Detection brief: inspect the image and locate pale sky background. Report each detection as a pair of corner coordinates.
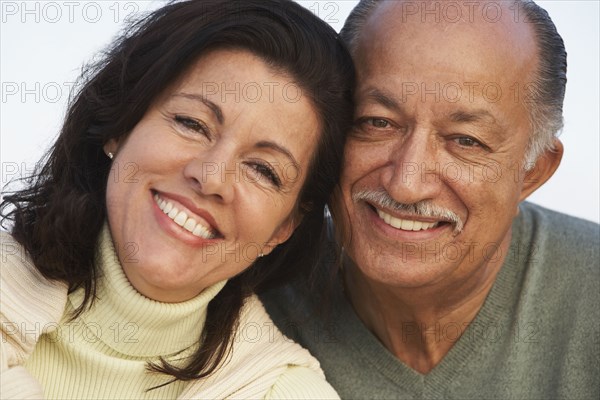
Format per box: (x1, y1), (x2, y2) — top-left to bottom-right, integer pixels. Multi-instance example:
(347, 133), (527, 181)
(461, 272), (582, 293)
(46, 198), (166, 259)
(1, 0), (598, 223)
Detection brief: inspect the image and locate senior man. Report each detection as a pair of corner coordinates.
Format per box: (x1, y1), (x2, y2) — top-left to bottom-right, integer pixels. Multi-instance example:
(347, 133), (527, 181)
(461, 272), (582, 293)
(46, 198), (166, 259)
(262, 0), (599, 398)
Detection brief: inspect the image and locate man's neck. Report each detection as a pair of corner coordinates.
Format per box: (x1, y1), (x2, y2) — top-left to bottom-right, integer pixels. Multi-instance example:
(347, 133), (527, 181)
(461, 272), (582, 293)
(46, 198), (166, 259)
(343, 233), (511, 374)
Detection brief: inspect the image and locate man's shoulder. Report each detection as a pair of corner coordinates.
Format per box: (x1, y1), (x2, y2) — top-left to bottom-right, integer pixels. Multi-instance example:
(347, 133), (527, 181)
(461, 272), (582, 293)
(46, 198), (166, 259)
(514, 202), (599, 307)
(520, 201), (598, 230)
(260, 280), (319, 341)
(518, 201), (599, 253)
(261, 278), (403, 397)
(260, 233), (342, 338)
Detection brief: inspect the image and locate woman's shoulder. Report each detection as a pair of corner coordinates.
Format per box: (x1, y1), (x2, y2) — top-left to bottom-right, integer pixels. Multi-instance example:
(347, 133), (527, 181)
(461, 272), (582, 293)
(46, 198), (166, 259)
(1, 231), (38, 282)
(178, 294), (338, 399)
(265, 365), (339, 400)
(1, 230), (65, 283)
(1, 230), (68, 322)
(1, 231), (33, 268)
(0, 230), (68, 394)
(241, 296), (339, 399)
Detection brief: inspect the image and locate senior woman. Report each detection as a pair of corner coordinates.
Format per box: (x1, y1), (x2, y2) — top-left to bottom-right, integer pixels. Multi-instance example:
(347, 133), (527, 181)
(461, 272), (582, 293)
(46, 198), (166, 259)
(0, 0), (353, 398)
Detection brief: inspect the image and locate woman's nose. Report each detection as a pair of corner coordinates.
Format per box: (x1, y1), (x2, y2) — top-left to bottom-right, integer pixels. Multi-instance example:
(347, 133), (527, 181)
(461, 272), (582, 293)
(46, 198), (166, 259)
(182, 145), (236, 204)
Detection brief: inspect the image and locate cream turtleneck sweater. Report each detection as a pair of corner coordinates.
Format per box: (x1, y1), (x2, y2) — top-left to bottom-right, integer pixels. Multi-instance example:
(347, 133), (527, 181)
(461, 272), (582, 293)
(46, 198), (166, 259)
(0, 227), (338, 399)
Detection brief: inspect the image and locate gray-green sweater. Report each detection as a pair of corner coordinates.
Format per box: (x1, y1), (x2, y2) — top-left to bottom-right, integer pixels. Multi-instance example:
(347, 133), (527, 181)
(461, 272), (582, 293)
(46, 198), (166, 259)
(261, 202), (600, 399)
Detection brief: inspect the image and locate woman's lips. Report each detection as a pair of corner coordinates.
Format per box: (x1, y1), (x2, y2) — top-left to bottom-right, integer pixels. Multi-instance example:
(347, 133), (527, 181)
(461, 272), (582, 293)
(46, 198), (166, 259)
(152, 190), (223, 240)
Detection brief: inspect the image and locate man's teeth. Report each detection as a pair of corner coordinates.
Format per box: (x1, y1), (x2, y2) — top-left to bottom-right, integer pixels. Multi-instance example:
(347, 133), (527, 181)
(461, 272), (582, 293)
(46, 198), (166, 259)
(376, 209), (439, 231)
(154, 194), (215, 239)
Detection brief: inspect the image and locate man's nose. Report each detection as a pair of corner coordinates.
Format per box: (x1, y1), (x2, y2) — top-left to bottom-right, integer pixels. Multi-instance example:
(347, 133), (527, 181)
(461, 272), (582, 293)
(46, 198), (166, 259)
(383, 132), (443, 204)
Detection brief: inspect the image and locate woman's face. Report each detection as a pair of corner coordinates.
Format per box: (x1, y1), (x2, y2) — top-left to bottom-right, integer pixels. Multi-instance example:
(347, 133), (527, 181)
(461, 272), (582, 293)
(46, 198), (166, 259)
(104, 49), (320, 302)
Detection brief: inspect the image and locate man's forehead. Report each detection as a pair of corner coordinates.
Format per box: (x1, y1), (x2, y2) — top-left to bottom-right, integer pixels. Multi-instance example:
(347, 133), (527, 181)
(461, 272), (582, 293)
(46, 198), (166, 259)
(354, 1), (539, 91)
(359, 0), (537, 54)
(371, 0), (522, 23)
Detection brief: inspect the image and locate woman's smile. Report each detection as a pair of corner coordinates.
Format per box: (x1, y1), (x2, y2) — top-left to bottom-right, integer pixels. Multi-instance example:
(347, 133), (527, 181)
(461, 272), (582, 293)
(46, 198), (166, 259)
(153, 190), (220, 240)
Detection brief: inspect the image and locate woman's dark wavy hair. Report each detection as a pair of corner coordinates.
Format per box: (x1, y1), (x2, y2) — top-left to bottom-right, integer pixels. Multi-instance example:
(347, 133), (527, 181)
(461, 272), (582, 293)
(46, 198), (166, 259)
(0, 0), (354, 386)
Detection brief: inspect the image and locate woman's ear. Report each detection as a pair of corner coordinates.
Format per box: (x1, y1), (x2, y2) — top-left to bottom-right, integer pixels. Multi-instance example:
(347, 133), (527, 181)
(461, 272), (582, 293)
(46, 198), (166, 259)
(261, 212), (303, 256)
(519, 138), (564, 201)
(103, 139), (119, 159)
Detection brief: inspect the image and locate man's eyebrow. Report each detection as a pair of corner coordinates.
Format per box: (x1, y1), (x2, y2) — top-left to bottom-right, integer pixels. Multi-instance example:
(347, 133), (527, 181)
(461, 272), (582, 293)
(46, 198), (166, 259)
(364, 88), (403, 113)
(172, 93), (224, 124)
(449, 109), (498, 125)
(366, 89), (501, 123)
(255, 141), (299, 168)
(447, 109), (508, 139)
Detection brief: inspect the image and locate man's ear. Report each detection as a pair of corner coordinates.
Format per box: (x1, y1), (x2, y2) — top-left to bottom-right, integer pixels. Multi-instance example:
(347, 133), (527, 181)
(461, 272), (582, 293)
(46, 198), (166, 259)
(519, 138), (563, 201)
(262, 212), (302, 256)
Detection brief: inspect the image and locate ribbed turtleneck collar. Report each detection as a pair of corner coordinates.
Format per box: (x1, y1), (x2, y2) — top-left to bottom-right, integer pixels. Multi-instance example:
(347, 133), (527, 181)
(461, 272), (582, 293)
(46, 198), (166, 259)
(68, 224), (227, 358)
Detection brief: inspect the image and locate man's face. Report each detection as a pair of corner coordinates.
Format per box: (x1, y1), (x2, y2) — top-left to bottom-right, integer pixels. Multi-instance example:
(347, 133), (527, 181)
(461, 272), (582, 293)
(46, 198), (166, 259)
(334, 1), (555, 288)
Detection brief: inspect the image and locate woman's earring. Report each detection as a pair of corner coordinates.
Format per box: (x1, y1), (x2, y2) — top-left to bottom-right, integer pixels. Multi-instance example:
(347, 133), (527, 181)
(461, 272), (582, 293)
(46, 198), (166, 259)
(258, 252), (264, 258)
(107, 152), (114, 160)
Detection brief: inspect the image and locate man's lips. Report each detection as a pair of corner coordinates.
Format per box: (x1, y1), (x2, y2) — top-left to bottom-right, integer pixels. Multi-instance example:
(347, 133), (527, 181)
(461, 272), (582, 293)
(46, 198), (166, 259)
(369, 204), (453, 232)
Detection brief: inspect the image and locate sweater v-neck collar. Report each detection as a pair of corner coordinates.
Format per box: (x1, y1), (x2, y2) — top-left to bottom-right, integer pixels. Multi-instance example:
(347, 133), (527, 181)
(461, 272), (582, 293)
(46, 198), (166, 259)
(336, 210), (526, 397)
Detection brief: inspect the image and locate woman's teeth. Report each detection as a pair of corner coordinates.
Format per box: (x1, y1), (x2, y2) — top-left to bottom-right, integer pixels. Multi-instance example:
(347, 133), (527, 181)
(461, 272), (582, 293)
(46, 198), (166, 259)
(154, 194), (215, 239)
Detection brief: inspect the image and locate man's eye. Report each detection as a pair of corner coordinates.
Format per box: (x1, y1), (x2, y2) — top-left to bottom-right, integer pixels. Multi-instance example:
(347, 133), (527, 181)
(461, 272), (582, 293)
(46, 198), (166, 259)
(455, 137), (481, 147)
(174, 115), (210, 138)
(245, 162), (282, 188)
(366, 118), (390, 128)
(370, 118), (389, 128)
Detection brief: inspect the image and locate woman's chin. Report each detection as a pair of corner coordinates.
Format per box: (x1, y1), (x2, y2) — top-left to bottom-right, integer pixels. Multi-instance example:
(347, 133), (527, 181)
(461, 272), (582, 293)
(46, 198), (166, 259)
(126, 267), (204, 302)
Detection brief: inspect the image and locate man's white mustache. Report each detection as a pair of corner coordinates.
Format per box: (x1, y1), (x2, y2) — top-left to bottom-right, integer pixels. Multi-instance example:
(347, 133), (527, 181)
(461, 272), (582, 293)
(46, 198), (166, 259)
(352, 188), (464, 234)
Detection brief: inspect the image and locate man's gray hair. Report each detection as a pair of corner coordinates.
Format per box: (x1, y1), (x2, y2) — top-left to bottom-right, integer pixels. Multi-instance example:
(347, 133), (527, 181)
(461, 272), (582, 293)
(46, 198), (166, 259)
(340, 0), (567, 167)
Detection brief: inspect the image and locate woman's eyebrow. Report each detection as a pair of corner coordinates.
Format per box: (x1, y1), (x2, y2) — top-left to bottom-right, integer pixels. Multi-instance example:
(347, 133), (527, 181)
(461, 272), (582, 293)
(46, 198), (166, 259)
(172, 92), (224, 124)
(255, 140), (299, 168)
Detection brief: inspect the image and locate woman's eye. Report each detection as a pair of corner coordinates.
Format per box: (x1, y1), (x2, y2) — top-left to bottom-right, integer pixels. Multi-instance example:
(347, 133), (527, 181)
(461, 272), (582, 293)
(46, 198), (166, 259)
(245, 162), (282, 188)
(174, 115), (210, 138)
